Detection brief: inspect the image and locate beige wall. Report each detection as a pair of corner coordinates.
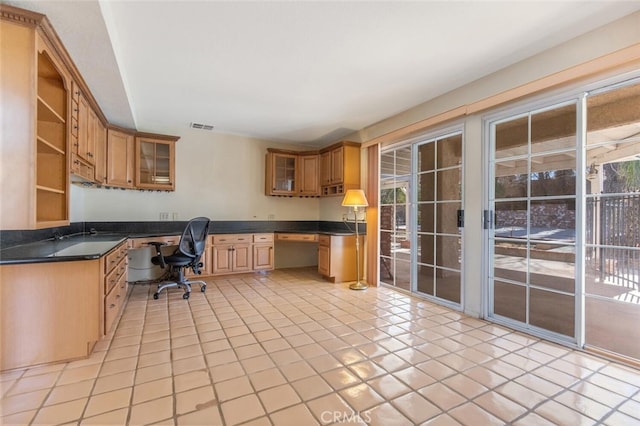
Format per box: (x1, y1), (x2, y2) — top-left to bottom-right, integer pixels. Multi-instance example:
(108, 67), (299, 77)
(72, 131), (325, 222)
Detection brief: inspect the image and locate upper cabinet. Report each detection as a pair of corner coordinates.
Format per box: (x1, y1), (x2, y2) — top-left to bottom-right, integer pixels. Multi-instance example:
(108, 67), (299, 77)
(135, 134), (179, 191)
(93, 116), (107, 185)
(297, 154), (320, 196)
(265, 149), (321, 197)
(319, 141), (361, 196)
(265, 150), (298, 196)
(265, 142), (360, 198)
(0, 5), (180, 200)
(106, 128), (135, 188)
(0, 7), (71, 229)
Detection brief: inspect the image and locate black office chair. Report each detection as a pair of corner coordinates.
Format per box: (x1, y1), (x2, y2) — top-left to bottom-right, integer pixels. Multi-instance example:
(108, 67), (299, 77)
(149, 217), (210, 300)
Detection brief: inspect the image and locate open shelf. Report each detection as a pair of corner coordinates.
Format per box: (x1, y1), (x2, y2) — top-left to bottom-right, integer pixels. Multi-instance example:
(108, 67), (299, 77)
(37, 136), (65, 155)
(36, 50), (68, 226)
(37, 96), (65, 124)
(36, 185), (65, 194)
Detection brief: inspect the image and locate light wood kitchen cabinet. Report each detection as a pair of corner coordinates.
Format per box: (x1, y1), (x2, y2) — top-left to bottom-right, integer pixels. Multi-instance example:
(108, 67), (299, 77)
(265, 149), (321, 197)
(107, 127), (135, 188)
(265, 150), (298, 196)
(93, 117), (107, 184)
(253, 233), (275, 271)
(319, 141), (361, 196)
(0, 260), (101, 371)
(0, 239), (129, 371)
(70, 82), (102, 183)
(212, 234), (253, 275)
(135, 134), (179, 191)
(297, 154), (320, 196)
(318, 234), (364, 283)
(265, 141), (359, 198)
(75, 90), (94, 165)
(103, 241), (128, 335)
(0, 10), (70, 230)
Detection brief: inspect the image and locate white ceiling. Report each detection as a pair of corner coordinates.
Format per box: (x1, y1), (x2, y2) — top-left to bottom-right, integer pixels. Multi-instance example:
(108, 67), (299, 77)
(6, 1), (640, 146)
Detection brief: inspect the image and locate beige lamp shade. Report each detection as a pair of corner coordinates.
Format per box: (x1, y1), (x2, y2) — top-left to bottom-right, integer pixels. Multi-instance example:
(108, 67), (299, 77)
(341, 189), (369, 207)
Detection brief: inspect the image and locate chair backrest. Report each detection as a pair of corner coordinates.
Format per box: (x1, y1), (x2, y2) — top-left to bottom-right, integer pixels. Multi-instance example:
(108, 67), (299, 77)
(178, 217), (210, 260)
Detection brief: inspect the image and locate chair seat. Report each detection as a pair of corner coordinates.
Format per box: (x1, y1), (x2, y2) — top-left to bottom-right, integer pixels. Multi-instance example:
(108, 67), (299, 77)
(152, 254), (193, 267)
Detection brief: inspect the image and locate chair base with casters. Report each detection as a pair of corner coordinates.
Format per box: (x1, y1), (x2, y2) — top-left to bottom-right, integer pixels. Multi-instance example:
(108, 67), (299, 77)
(152, 264), (206, 300)
(147, 217), (211, 300)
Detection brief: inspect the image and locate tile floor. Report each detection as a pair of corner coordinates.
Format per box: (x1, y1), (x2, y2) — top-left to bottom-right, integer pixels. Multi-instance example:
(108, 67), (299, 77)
(1, 267), (640, 425)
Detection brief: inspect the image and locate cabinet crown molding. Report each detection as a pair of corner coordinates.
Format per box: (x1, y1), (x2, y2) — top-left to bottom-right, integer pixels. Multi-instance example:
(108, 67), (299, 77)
(0, 4), (44, 26)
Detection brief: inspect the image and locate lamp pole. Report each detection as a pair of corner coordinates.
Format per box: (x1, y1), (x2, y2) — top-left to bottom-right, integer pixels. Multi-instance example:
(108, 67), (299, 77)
(350, 205), (367, 290)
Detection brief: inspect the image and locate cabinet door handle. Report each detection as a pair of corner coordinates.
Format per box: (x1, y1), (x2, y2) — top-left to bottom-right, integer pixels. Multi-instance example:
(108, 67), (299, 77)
(109, 304), (116, 309)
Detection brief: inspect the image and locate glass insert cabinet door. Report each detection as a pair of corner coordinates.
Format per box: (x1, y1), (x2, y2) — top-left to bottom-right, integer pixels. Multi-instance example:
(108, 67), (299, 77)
(135, 137), (177, 190)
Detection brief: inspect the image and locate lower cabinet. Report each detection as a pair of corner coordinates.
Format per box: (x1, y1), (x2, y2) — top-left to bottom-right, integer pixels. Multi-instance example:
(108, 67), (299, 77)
(253, 233), (275, 271)
(102, 241), (128, 335)
(0, 260), (101, 371)
(0, 240), (129, 371)
(318, 234), (364, 283)
(211, 233), (274, 275)
(212, 234), (253, 275)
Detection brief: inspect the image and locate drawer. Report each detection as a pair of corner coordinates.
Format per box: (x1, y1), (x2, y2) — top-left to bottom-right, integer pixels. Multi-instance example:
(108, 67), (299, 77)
(105, 243), (127, 274)
(71, 117), (79, 137)
(71, 81), (81, 104)
(130, 236), (179, 249)
(276, 233), (318, 242)
(104, 274), (126, 334)
(105, 258), (126, 295)
(253, 233), (274, 243)
(318, 234), (331, 246)
(213, 234), (252, 244)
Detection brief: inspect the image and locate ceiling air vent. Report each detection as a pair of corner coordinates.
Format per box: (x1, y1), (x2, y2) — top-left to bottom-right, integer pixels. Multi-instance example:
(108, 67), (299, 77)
(190, 122), (215, 131)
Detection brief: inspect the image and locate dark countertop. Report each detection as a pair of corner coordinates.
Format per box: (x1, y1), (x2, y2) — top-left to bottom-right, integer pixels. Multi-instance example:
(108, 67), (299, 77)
(0, 234), (127, 265)
(0, 220), (366, 264)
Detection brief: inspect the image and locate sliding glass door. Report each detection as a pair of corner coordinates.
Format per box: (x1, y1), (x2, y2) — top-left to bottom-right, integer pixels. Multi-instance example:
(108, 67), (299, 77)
(487, 78), (640, 359)
(380, 131), (464, 307)
(488, 102), (578, 340)
(584, 81), (640, 359)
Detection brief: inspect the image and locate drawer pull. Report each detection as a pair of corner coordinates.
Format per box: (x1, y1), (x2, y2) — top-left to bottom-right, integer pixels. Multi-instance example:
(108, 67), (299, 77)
(109, 304), (116, 309)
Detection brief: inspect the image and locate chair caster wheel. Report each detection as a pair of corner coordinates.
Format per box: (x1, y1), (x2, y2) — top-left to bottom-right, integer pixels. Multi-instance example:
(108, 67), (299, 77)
(201, 285), (206, 292)
(153, 293), (159, 300)
(183, 292), (190, 300)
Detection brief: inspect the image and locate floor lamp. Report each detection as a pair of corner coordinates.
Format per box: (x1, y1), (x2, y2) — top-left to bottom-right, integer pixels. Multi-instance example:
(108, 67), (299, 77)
(342, 189), (368, 290)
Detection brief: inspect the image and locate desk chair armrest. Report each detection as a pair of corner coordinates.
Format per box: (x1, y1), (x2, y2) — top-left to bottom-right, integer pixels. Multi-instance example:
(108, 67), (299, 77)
(147, 241), (167, 269)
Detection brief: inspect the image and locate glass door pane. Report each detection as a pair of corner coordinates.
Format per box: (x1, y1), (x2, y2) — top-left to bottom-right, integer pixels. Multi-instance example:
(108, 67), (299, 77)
(584, 81), (640, 359)
(380, 132), (463, 307)
(416, 133), (463, 305)
(489, 102), (577, 339)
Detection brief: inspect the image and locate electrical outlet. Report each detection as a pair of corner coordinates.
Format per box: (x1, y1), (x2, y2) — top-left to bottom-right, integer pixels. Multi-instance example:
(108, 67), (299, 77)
(268, 214), (275, 220)
(172, 212), (179, 220)
(159, 212), (169, 221)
